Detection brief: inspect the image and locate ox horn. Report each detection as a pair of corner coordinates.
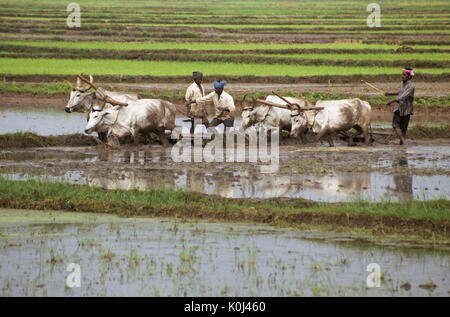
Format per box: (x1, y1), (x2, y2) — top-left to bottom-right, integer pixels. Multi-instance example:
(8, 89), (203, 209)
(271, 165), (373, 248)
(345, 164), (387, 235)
(77, 74), (128, 107)
(76, 74), (91, 92)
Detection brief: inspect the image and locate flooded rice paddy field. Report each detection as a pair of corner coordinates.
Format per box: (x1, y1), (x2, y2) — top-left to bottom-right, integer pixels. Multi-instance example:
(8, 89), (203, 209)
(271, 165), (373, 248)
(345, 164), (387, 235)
(0, 100), (449, 203)
(1, 143), (449, 202)
(0, 105), (449, 297)
(0, 209), (449, 297)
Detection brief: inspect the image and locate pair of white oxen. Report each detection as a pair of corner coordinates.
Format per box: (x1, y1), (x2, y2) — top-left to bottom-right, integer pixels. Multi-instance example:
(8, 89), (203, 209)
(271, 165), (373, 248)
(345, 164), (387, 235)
(65, 77), (177, 147)
(65, 81), (371, 147)
(241, 95), (372, 147)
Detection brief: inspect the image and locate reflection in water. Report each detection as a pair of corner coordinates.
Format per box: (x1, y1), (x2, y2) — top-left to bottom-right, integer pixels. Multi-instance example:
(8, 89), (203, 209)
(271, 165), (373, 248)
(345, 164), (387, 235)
(71, 167), (448, 202)
(0, 145), (449, 202)
(391, 153), (413, 201)
(1, 212), (449, 296)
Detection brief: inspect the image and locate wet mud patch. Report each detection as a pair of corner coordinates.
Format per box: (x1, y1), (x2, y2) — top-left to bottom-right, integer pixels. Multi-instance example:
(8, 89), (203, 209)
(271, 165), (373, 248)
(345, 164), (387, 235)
(0, 132), (98, 148)
(0, 142), (449, 203)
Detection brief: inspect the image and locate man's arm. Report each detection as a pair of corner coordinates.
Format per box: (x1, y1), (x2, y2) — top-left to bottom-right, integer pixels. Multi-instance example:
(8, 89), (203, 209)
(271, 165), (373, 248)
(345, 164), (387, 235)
(185, 85), (193, 103)
(194, 91), (215, 104)
(217, 95), (235, 112)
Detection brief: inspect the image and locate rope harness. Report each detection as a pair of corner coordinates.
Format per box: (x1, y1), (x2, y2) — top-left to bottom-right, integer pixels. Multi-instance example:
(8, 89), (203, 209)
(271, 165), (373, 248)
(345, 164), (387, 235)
(106, 107), (134, 136)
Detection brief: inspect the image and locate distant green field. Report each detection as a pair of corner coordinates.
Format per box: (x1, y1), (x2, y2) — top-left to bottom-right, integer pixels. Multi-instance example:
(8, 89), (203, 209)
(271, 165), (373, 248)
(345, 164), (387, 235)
(2, 41), (449, 51)
(261, 53), (450, 61)
(0, 0), (448, 80)
(1, 58), (448, 76)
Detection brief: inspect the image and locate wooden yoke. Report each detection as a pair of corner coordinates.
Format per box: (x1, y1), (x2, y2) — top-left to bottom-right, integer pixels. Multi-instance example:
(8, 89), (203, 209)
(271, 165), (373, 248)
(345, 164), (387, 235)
(272, 91), (300, 110)
(256, 99), (323, 111)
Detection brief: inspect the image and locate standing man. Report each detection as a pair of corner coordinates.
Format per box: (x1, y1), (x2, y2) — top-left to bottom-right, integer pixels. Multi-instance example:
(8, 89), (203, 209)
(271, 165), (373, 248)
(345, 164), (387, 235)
(385, 68), (415, 145)
(185, 71), (208, 134)
(187, 80), (235, 129)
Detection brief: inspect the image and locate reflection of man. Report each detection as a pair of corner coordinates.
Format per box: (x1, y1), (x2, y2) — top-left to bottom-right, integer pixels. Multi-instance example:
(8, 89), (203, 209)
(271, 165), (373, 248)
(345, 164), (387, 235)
(185, 71), (208, 133)
(385, 68), (415, 145)
(392, 155), (413, 201)
(186, 170), (205, 193)
(187, 80), (235, 128)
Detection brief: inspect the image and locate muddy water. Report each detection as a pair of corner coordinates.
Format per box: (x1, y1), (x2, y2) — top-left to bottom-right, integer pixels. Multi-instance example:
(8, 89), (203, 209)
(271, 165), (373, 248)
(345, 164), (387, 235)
(0, 107), (87, 135)
(1, 106), (447, 137)
(0, 209), (448, 297)
(0, 106), (237, 135)
(1, 144), (449, 202)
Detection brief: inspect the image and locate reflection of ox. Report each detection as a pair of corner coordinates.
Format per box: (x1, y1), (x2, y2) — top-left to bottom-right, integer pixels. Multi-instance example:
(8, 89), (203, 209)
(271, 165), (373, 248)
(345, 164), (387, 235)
(291, 98), (371, 147)
(87, 171), (149, 191)
(239, 171), (371, 201)
(87, 169), (175, 191)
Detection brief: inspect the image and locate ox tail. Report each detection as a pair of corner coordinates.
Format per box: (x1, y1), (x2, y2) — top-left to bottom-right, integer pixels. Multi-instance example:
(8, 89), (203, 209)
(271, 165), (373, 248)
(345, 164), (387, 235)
(158, 99), (177, 129)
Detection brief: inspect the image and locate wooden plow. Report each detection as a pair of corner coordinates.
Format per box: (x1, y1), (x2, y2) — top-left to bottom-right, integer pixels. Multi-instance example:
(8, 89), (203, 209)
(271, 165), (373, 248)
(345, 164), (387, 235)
(337, 130), (394, 145)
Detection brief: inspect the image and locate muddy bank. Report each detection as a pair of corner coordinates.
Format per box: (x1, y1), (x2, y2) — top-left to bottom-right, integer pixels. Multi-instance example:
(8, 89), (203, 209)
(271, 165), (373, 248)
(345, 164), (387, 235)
(1, 93), (449, 126)
(1, 124), (449, 149)
(0, 133), (98, 148)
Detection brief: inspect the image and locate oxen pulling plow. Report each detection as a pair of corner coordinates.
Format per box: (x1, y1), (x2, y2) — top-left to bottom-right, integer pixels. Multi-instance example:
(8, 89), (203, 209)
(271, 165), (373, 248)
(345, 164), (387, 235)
(245, 91), (373, 147)
(67, 74), (181, 148)
(65, 74), (391, 148)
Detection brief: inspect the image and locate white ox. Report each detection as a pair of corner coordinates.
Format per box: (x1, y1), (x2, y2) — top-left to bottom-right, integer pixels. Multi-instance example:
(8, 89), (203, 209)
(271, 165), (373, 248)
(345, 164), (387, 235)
(65, 89), (139, 113)
(65, 75), (139, 113)
(65, 75), (140, 141)
(241, 95), (313, 142)
(85, 99), (178, 147)
(290, 98), (371, 147)
(241, 95), (309, 131)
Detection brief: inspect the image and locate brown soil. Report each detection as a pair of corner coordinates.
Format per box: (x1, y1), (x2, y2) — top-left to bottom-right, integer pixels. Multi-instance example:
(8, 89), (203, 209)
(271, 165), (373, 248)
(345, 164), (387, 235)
(0, 133), (98, 148)
(1, 27), (449, 45)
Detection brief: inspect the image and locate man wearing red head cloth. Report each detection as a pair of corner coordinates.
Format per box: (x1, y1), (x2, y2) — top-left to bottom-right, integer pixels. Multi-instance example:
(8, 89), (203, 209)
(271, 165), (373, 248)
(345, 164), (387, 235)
(385, 68), (415, 145)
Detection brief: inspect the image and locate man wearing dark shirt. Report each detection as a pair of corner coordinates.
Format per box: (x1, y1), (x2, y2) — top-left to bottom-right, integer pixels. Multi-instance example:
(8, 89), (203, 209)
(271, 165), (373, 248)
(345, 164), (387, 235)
(385, 68), (415, 145)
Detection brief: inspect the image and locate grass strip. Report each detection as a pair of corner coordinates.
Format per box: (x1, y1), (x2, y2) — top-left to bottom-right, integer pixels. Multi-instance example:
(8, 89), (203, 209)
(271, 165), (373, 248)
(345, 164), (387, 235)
(0, 58), (449, 76)
(2, 40), (449, 51)
(0, 178), (448, 240)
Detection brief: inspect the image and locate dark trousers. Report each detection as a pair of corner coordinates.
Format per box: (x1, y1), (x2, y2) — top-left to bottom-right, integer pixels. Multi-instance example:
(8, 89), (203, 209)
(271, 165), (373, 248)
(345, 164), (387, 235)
(209, 118), (234, 128)
(392, 110), (411, 133)
(190, 117), (210, 134)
